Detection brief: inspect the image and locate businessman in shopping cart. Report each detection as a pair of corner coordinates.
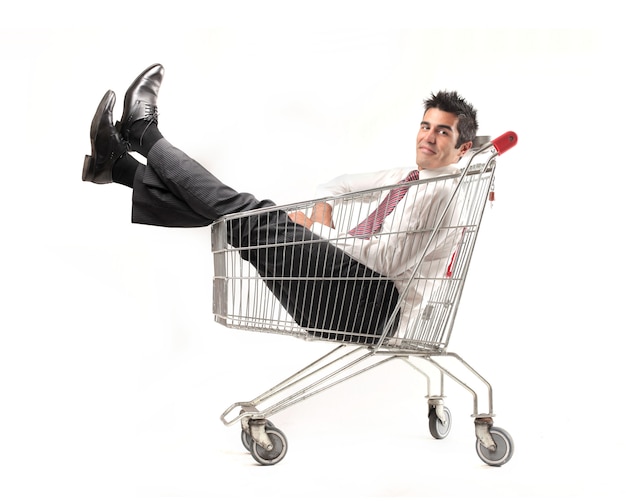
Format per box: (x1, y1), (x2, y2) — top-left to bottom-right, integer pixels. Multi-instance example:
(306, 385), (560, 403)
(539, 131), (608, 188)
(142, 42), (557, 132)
(82, 64), (477, 343)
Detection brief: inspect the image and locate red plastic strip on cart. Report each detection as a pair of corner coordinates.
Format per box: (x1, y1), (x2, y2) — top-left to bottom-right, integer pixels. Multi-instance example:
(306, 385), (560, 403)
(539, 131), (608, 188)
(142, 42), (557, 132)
(446, 227), (467, 278)
(446, 251), (457, 278)
(492, 131), (518, 155)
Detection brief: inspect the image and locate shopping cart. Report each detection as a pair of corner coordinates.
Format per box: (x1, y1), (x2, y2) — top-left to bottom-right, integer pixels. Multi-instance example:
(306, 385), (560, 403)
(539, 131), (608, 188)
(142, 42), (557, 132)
(213, 131), (518, 466)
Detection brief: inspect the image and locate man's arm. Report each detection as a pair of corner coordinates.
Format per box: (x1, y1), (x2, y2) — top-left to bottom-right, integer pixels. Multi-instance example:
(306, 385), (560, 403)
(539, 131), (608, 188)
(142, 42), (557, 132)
(289, 167), (410, 230)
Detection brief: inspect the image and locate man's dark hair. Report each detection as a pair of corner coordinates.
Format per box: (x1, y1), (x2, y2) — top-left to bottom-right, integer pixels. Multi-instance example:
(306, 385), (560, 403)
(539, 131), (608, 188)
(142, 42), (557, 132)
(424, 91), (478, 148)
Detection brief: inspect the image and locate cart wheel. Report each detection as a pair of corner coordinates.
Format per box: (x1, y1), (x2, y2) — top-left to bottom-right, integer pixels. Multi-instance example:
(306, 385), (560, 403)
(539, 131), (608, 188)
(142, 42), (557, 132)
(241, 429), (252, 452)
(476, 426), (514, 467)
(241, 420), (275, 452)
(250, 426), (288, 466)
(428, 406), (452, 439)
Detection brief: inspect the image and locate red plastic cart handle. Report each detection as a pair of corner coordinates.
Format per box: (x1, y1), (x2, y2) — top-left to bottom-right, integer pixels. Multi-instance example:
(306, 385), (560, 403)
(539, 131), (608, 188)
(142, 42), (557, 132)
(492, 131), (518, 155)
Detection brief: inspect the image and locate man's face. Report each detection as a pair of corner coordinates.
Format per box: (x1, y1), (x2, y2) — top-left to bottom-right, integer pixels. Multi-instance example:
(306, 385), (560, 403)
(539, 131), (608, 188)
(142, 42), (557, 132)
(416, 108), (471, 170)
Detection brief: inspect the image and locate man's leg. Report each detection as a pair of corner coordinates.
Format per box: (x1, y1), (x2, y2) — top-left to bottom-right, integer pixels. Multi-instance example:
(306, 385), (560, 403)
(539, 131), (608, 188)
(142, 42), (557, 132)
(129, 139), (400, 340)
(135, 136), (399, 340)
(245, 209), (400, 342)
(131, 138), (274, 227)
(84, 64), (400, 341)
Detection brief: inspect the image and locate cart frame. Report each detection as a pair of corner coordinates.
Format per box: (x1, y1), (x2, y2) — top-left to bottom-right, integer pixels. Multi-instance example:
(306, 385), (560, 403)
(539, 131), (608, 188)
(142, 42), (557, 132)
(212, 132), (518, 466)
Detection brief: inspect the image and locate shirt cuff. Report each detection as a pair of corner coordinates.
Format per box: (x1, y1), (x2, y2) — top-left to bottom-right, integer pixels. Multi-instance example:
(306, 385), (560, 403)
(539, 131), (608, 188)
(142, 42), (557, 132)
(309, 222), (339, 240)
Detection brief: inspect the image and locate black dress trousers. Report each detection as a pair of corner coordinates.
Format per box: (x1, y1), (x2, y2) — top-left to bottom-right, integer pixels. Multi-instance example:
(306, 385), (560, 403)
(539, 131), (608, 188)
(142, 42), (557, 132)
(131, 139), (399, 343)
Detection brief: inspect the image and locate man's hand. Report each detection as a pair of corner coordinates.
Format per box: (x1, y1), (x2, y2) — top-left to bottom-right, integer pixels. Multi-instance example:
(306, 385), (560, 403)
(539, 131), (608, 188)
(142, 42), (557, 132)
(310, 202), (334, 228)
(288, 202), (335, 229)
(288, 211), (313, 228)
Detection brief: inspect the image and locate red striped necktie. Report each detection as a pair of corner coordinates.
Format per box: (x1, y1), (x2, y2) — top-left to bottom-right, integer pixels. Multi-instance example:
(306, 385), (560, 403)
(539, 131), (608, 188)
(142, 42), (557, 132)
(348, 169), (420, 239)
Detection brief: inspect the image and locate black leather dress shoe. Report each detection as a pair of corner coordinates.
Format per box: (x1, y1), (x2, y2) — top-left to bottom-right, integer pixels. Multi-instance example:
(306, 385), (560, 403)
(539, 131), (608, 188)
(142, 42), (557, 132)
(82, 90), (128, 184)
(118, 63), (164, 144)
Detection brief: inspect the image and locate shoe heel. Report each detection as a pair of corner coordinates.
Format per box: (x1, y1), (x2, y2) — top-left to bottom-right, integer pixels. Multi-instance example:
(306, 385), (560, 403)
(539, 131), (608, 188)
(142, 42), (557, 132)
(82, 155), (94, 182)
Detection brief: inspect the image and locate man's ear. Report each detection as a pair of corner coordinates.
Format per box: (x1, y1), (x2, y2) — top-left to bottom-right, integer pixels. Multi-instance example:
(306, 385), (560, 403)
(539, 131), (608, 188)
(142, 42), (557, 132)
(459, 141), (472, 157)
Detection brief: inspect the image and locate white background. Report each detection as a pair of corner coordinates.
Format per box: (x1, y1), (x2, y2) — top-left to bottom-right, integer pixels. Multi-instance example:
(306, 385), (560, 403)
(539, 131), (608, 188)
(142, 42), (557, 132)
(1, 1), (624, 499)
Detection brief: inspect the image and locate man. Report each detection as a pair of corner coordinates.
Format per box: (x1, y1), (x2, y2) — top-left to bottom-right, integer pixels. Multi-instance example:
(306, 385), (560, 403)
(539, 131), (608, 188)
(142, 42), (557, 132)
(83, 64), (477, 343)
(288, 92), (477, 336)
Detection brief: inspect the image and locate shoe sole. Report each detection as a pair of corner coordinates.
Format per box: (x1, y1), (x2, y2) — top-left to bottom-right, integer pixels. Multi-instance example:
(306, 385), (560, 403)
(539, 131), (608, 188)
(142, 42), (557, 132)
(82, 154), (95, 182)
(82, 90), (115, 183)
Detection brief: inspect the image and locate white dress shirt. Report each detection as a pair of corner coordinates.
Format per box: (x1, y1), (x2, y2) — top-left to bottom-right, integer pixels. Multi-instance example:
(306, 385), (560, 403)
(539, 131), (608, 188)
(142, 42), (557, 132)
(309, 164), (463, 337)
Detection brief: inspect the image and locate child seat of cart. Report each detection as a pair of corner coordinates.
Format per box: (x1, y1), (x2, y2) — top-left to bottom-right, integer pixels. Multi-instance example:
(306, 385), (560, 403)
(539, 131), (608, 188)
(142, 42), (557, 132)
(382, 227), (466, 351)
